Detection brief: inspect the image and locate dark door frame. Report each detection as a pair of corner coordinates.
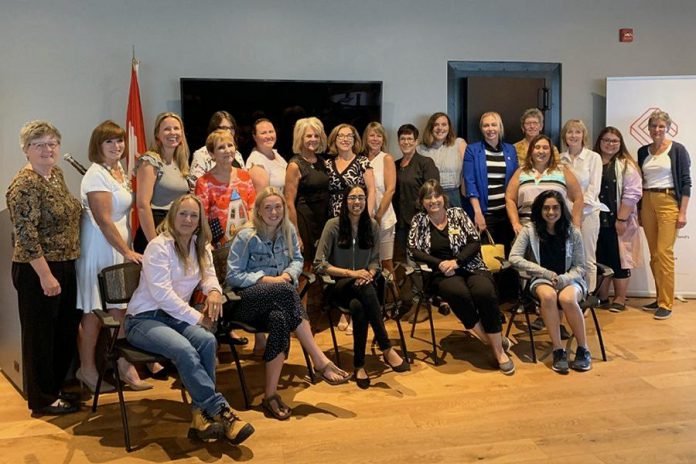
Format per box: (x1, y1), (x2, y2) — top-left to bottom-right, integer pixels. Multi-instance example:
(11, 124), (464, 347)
(447, 61), (562, 144)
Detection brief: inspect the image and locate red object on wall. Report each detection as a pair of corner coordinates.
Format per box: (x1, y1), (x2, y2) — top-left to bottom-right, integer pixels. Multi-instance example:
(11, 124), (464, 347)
(619, 28), (634, 43)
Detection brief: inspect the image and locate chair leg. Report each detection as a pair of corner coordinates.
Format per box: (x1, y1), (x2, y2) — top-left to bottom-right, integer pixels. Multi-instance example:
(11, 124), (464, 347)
(229, 344), (251, 409)
(589, 307), (607, 361)
(302, 345), (316, 383)
(92, 361), (109, 413)
(394, 317), (410, 364)
(409, 297), (423, 338)
(426, 303), (439, 365)
(325, 308), (341, 368)
(111, 358), (133, 452)
(505, 305), (518, 338)
(523, 308), (537, 363)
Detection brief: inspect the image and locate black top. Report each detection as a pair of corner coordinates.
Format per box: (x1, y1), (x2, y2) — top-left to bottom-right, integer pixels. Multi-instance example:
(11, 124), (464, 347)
(539, 233), (566, 276)
(395, 153), (440, 227)
(289, 154), (330, 259)
(599, 158), (618, 228)
(429, 222), (454, 260)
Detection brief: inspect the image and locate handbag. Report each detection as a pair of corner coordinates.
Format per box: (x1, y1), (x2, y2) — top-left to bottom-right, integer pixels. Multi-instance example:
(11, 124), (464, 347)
(480, 229), (505, 272)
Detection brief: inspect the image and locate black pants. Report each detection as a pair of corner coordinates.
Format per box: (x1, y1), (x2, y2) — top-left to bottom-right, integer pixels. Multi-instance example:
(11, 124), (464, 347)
(133, 209), (168, 253)
(596, 225), (631, 279)
(332, 278), (391, 368)
(12, 261), (80, 411)
(485, 212), (520, 303)
(430, 269), (502, 333)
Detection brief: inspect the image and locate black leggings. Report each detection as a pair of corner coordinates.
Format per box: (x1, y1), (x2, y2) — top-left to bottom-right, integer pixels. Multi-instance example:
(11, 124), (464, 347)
(430, 269), (502, 333)
(332, 278), (391, 368)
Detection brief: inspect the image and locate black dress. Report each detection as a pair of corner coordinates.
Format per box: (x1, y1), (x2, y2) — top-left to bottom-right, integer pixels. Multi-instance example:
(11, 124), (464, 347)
(289, 154), (329, 260)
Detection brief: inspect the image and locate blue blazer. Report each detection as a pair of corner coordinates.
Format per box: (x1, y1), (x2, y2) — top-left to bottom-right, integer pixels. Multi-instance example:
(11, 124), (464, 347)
(462, 141), (518, 218)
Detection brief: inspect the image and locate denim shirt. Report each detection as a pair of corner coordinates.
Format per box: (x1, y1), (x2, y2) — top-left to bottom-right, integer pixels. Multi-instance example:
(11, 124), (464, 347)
(225, 225), (303, 289)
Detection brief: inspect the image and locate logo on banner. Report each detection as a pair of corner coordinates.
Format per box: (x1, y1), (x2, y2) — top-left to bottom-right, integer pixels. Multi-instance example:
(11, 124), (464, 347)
(629, 107), (678, 145)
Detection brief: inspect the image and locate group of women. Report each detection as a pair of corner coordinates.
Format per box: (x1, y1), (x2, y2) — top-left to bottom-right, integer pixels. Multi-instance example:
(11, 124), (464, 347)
(6, 107), (689, 438)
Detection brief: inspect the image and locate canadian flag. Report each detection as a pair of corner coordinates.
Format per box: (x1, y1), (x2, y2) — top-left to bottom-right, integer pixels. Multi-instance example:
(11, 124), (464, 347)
(125, 56), (146, 231)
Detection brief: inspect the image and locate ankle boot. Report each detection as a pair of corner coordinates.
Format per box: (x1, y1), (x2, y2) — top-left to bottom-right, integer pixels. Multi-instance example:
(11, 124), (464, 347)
(188, 408), (224, 441)
(216, 406), (255, 445)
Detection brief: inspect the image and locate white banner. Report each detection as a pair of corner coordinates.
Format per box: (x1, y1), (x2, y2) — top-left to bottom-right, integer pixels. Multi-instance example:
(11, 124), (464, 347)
(606, 75), (696, 298)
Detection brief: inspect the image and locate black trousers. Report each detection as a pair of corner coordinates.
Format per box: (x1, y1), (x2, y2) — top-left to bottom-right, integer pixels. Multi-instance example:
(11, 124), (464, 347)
(12, 260), (80, 411)
(430, 269), (502, 333)
(332, 278), (391, 368)
(485, 212), (520, 303)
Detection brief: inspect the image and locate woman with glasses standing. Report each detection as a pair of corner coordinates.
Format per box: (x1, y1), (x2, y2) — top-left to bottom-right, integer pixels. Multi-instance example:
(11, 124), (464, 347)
(513, 108), (560, 166)
(593, 127), (642, 312)
(638, 110), (692, 320)
(7, 120), (82, 415)
(190, 111), (245, 184)
(325, 123), (376, 333)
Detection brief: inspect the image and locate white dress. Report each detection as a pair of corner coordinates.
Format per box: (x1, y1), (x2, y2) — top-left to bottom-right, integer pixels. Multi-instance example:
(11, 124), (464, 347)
(370, 151), (397, 230)
(75, 163), (133, 312)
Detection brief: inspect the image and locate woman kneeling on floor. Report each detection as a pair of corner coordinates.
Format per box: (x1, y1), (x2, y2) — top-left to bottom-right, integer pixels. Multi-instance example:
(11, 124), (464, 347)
(226, 187), (351, 420)
(125, 194), (254, 444)
(314, 184), (409, 389)
(508, 190), (592, 374)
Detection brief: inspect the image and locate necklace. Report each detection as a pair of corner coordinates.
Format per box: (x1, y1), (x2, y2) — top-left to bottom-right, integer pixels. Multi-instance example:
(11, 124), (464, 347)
(102, 162), (131, 192)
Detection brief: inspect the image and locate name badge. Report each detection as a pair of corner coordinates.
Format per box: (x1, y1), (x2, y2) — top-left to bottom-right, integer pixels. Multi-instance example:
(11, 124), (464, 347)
(448, 228), (460, 235)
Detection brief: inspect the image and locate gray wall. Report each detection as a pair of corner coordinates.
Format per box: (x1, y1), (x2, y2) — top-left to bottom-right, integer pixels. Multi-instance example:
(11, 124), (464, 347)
(2, 0), (696, 203)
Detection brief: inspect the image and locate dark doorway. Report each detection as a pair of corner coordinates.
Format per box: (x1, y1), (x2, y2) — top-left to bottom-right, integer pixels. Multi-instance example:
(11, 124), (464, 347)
(447, 61), (561, 146)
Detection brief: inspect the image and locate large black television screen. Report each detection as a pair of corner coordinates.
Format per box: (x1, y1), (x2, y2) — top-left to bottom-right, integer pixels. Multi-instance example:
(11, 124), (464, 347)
(180, 78), (383, 160)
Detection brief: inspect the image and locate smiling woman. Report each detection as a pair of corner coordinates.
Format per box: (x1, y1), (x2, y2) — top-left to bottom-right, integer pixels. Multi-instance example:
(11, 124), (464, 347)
(245, 119), (288, 193)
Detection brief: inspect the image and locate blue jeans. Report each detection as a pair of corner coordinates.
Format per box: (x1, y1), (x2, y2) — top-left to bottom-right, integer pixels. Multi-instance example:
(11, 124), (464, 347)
(124, 310), (228, 416)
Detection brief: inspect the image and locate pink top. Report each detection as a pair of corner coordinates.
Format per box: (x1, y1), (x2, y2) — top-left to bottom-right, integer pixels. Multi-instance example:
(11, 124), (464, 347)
(195, 168), (256, 244)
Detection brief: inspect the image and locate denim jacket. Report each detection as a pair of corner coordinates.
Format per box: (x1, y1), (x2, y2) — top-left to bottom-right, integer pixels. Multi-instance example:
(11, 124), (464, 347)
(225, 225), (303, 289)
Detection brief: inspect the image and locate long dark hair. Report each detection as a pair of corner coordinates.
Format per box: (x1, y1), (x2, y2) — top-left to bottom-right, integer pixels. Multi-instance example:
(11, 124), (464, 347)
(337, 185), (374, 249)
(530, 190), (571, 241)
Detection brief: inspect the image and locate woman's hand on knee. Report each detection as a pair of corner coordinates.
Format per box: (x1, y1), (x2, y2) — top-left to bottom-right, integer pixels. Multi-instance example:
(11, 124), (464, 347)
(204, 290), (223, 321)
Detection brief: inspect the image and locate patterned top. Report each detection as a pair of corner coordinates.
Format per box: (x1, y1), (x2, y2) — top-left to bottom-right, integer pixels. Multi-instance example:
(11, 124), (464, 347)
(194, 168), (256, 245)
(6, 166), (82, 262)
(484, 143), (507, 212)
(407, 207), (487, 273)
(517, 168), (569, 218)
(326, 154), (372, 217)
(417, 138), (465, 189)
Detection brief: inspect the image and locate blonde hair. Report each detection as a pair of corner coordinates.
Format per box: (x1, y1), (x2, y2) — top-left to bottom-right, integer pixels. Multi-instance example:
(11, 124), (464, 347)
(362, 122), (388, 154)
(560, 119), (589, 150)
(150, 112), (190, 176)
(292, 117), (328, 154)
(205, 129), (235, 154)
(648, 110), (672, 130)
(19, 120), (61, 151)
(327, 123), (362, 155)
(479, 111), (505, 141)
(157, 194), (212, 274)
(245, 187), (294, 262)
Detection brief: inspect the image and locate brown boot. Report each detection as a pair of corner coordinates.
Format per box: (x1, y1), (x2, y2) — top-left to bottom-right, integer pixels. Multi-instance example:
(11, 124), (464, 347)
(216, 406), (255, 445)
(188, 408), (224, 441)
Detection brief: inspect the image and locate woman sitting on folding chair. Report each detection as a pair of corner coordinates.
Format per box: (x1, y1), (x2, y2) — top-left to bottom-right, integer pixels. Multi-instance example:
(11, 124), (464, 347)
(508, 190), (592, 375)
(408, 179), (515, 375)
(225, 187), (351, 420)
(314, 184), (409, 390)
(125, 194), (254, 444)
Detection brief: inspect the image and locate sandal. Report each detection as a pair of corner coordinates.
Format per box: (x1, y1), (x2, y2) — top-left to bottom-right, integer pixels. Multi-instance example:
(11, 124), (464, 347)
(316, 361), (350, 385)
(262, 394), (292, 420)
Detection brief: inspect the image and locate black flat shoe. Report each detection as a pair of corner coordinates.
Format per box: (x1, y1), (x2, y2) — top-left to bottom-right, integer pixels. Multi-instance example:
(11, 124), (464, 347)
(32, 399), (79, 416)
(59, 391), (81, 402)
(230, 335), (249, 346)
(384, 349), (411, 373)
(352, 372), (370, 390)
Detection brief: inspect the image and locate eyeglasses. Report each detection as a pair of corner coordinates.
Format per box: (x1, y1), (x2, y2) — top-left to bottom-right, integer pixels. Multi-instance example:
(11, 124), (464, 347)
(601, 138), (620, 145)
(336, 134), (354, 141)
(29, 141), (60, 150)
(523, 121), (541, 127)
(347, 195), (366, 202)
(399, 137), (416, 144)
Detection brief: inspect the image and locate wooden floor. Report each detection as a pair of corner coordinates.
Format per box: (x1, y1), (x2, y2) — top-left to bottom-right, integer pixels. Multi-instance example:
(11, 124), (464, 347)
(2, 297), (696, 463)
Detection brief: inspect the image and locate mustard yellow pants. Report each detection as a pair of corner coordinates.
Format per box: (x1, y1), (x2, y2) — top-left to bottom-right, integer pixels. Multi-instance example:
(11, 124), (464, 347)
(640, 191), (679, 310)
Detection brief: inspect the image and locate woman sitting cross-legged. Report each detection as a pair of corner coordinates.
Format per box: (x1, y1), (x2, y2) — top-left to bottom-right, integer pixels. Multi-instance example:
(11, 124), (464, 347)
(408, 179), (514, 375)
(313, 185), (409, 389)
(225, 187), (351, 420)
(508, 190), (592, 374)
(125, 194), (254, 444)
